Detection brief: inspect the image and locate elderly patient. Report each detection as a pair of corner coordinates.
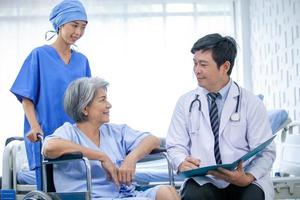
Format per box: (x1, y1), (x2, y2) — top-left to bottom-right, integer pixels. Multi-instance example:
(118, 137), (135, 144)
(43, 77), (180, 200)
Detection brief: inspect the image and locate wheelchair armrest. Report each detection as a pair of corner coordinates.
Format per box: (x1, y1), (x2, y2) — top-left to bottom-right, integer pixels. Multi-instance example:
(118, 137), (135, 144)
(139, 148), (166, 162)
(42, 152), (92, 198)
(138, 147), (175, 186)
(44, 152), (83, 164)
(150, 147), (166, 154)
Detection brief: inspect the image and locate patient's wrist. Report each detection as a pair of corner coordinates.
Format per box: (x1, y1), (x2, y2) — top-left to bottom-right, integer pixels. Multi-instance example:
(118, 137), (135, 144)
(97, 152), (109, 162)
(124, 154), (138, 164)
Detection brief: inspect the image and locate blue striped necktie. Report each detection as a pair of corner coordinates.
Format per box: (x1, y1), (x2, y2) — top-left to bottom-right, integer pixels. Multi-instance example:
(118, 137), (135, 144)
(207, 92), (222, 164)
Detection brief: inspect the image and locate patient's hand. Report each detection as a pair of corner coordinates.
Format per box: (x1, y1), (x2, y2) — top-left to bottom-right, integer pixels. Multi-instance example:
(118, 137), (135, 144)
(102, 156), (119, 186)
(118, 157), (137, 185)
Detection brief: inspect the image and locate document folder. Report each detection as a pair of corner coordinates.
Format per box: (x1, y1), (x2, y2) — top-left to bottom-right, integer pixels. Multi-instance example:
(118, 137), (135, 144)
(180, 134), (276, 178)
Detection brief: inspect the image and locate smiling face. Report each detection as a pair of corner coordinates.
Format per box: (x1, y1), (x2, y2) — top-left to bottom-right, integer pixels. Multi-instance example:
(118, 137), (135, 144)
(59, 20), (87, 45)
(84, 88), (112, 125)
(193, 50), (230, 92)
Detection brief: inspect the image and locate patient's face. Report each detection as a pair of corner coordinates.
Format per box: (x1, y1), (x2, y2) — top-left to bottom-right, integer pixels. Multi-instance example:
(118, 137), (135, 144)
(85, 88), (111, 125)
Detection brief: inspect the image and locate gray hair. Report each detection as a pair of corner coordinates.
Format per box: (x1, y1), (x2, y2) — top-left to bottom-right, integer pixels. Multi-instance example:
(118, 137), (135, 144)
(64, 77), (109, 122)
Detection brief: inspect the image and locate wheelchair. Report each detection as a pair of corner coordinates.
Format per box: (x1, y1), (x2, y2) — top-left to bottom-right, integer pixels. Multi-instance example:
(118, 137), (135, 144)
(3, 135), (173, 200)
(21, 133), (92, 200)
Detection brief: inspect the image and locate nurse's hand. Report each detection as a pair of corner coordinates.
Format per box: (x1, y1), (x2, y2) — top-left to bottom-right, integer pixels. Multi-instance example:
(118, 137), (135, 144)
(118, 157), (136, 185)
(207, 161), (255, 187)
(102, 156), (120, 186)
(179, 156), (201, 172)
(26, 126), (43, 142)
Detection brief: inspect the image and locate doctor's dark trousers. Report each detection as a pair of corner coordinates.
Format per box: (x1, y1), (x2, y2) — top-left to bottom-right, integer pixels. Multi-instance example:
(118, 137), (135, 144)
(181, 178), (264, 200)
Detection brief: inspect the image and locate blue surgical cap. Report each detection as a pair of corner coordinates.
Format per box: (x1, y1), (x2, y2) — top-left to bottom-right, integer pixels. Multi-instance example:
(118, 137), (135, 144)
(49, 0), (88, 33)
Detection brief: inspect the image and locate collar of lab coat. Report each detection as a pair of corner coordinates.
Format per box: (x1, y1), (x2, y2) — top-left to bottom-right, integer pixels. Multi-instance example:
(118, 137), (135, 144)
(194, 82), (240, 135)
(219, 82), (240, 134)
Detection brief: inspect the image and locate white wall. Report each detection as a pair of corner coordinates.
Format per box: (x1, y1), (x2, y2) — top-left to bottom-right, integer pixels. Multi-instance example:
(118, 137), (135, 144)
(249, 0), (300, 121)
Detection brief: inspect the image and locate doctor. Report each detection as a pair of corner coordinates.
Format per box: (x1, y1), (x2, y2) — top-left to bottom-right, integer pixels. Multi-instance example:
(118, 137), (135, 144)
(166, 33), (276, 200)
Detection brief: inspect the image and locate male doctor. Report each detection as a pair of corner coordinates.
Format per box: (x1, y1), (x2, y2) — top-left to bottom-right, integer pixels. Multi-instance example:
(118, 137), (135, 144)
(166, 33), (276, 200)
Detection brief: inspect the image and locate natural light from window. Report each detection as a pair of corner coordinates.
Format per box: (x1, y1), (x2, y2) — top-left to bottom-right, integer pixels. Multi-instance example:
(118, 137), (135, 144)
(0, 1), (236, 173)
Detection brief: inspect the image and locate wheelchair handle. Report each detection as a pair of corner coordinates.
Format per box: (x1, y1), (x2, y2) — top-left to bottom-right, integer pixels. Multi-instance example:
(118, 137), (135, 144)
(36, 132), (44, 142)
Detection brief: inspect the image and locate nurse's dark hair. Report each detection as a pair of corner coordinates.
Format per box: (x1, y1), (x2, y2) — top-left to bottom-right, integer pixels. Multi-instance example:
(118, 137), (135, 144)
(64, 77), (109, 123)
(191, 33), (237, 75)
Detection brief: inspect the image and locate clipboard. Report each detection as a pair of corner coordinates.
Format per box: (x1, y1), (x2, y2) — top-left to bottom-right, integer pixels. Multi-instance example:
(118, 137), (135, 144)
(180, 134), (277, 178)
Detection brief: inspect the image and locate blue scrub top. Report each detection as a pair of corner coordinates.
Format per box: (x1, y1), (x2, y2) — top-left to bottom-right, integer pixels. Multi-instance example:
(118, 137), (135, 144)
(10, 45), (91, 169)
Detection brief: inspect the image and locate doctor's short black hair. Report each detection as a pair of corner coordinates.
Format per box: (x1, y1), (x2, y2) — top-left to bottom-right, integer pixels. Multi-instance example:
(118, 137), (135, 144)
(191, 33), (237, 75)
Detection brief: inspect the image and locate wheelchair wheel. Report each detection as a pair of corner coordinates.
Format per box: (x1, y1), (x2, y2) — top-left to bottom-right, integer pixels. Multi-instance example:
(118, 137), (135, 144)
(23, 190), (54, 200)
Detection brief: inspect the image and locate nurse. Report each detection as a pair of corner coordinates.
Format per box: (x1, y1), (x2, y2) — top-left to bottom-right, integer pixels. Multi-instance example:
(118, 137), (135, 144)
(166, 33), (276, 200)
(43, 77), (180, 200)
(10, 0), (91, 190)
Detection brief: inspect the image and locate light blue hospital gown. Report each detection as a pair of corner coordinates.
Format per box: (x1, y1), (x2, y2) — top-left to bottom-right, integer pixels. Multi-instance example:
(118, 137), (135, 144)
(43, 122), (161, 200)
(10, 45), (91, 170)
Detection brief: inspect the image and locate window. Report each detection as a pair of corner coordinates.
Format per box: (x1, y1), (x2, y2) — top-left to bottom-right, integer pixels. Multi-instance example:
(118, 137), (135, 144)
(80, 0), (235, 135)
(0, 0), (235, 155)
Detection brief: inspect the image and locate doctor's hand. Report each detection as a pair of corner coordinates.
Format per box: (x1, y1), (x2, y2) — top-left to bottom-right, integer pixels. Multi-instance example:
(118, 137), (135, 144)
(179, 156), (201, 172)
(207, 161), (255, 187)
(118, 157), (137, 185)
(101, 156), (120, 186)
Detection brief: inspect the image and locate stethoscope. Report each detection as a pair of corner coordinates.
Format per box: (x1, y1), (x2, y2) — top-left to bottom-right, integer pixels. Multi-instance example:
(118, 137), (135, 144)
(189, 82), (241, 122)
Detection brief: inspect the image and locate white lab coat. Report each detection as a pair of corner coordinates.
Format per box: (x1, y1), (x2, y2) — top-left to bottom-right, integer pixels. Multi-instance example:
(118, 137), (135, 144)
(166, 82), (276, 200)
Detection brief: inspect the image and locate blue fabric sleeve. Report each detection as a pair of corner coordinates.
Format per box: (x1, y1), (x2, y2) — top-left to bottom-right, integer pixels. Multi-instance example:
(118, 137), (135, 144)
(10, 50), (39, 104)
(44, 123), (77, 144)
(86, 59), (91, 77)
(121, 125), (150, 154)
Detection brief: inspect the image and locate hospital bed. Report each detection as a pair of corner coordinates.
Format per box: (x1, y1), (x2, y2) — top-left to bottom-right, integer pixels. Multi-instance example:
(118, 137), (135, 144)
(273, 120), (300, 199)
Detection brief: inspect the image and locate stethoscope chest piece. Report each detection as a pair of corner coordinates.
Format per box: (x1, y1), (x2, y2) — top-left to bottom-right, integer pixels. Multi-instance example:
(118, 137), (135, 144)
(230, 112), (240, 121)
